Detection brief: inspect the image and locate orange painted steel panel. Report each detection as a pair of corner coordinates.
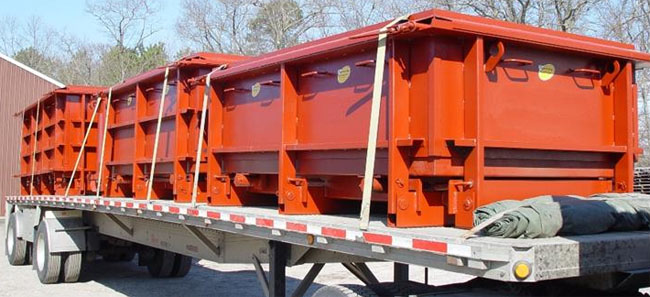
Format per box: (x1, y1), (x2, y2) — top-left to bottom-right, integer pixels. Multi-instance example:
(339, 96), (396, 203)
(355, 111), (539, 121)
(19, 86), (104, 196)
(97, 53), (246, 202)
(202, 9), (650, 228)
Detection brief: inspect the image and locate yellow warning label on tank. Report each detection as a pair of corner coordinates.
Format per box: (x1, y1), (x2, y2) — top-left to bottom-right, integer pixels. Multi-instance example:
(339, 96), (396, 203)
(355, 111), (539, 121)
(337, 65), (351, 84)
(251, 82), (261, 97)
(538, 64), (555, 81)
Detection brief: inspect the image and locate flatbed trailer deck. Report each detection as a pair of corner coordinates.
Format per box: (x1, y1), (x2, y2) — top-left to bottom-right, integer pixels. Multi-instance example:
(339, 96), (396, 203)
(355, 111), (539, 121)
(6, 195), (650, 294)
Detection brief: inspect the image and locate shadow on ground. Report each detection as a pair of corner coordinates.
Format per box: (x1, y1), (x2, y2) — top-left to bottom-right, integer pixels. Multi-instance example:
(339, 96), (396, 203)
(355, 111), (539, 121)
(79, 257), (323, 297)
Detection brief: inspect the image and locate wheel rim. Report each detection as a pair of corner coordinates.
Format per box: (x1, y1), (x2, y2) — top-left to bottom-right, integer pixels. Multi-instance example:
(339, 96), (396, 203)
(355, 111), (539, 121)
(6, 224), (14, 256)
(36, 231), (45, 271)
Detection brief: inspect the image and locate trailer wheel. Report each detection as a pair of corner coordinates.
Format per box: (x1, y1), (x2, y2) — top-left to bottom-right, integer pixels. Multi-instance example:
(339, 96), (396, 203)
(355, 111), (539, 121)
(6, 213), (27, 265)
(120, 251), (136, 262)
(146, 249), (175, 278)
(33, 221), (61, 284)
(102, 251), (134, 262)
(311, 284), (379, 297)
(170, 254), (192, 277)
(61, 252), (83, 283)
(368, 281), (437, 296)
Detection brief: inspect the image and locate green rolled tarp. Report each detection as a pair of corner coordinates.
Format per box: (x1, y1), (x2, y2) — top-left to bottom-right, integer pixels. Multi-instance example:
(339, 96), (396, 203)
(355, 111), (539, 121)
(473, 193), (650, 238)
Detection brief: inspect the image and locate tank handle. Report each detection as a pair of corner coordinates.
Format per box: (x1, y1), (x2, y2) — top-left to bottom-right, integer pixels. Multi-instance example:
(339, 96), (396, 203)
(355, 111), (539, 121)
(569, 68), (602, 80)
(259, 80), (280, 86)
(300, 70), (333, 78)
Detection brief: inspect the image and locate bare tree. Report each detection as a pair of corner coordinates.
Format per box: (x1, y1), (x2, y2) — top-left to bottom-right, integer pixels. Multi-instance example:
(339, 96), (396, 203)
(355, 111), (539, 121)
(247, 0), (329, 52)
(176, 0), (255, 55)
(85, 0), (166, 82)
(549, 0), (593, 32)
(0, 16), (22, 55)
(86, 0), (161, 49)
(463, 0), (535, 24)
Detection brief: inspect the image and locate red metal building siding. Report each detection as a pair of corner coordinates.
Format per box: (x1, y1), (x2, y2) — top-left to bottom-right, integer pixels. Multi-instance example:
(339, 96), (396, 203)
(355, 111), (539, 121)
(0, 56), (61, 216)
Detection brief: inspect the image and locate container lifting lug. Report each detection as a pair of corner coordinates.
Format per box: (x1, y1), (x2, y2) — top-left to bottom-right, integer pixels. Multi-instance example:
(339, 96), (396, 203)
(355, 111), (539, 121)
(447, 180), (474, 215)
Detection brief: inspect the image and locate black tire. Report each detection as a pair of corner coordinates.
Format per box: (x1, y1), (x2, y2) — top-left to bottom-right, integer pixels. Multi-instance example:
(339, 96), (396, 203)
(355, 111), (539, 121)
(368, 281), (437, 296)
(102, 251), (134, 262)
(102, 253), (122, 262)
(61, 252), (83, 283)
(33, 221), (61, 284)
(146, 249), (175, 278)
(311, 284), (379, 297)
(6, 213), (27, 265)
(170, 254), (192, 277)
(120, 251), (136, 262)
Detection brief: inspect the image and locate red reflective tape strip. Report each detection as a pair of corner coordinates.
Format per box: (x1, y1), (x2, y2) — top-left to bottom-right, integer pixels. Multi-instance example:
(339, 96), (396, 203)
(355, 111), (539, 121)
(230, 214), (245, 223)
(103, 201), (110, 206)
(286, 222), (307, 232)
(138, 203), (147, 209)
(256, 218), (274, 227)
(126, 202), (134, 208)
(207, 211), (220, 219)
(187, 208), (199, 216)
(322, 227), (346, 239)
(169, 206), (180, 214)
(363, 233), (392, 245)
(153, 204), (163, 211)
(412, 239), (447, 254)
(114, 201), (122, 207)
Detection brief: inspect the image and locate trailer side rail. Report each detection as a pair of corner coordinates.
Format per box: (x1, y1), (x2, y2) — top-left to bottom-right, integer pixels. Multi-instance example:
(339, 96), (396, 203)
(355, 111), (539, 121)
(7, 195), (650, 283)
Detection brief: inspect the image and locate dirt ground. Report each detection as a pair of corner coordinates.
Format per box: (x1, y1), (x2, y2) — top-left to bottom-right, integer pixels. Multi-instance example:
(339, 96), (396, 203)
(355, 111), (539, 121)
(0, 218), (474, 297)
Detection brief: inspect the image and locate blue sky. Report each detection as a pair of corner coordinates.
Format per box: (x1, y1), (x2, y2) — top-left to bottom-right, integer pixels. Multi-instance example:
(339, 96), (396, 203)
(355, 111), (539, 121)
(2, 0), (183, 51)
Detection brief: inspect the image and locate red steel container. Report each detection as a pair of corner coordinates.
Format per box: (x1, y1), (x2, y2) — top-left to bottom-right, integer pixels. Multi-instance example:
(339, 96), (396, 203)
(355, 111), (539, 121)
(20, 86), (105, 196)
(202, 9), (650, 228)
(97, 53), (245, 202)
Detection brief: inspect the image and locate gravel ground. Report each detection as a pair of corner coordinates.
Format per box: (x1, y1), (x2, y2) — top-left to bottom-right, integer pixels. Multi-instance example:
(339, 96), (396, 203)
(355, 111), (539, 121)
(1, 218), (474, 297)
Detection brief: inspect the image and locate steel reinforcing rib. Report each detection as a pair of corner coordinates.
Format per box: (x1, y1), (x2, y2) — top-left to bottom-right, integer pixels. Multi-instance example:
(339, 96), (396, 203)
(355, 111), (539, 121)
(146, 67), (170, 202)
(96, 87), (112, 198)
(64, 95), (102, 197)
(359, 15), (409, 230)
(190, 67), (222, 207)
(29, 99), (41, 196)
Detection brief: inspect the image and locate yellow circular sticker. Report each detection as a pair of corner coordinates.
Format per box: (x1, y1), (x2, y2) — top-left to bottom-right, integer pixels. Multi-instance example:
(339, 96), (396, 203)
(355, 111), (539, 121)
(538, 64), (555, 81)
(251, 82), (261, 97)
(337, 65), (351, 84)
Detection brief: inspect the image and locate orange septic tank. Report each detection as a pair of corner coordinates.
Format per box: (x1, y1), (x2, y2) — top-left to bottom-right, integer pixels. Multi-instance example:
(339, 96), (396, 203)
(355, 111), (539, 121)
(199, 9), (650, 228)
(96, 53), (245, 202)
(20, 85), (105, 196)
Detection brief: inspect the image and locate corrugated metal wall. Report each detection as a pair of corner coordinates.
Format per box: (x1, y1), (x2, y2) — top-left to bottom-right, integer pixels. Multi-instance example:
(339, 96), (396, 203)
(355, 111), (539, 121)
(0, 57), (60, 216)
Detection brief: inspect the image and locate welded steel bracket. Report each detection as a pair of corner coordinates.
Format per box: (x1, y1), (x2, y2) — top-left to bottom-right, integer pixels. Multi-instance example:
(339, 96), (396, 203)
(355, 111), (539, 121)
(104, 213), (133, 236)
(291, 263), (325, 297)
(342, 262), (379, 286)
(182, 224), (220, 257)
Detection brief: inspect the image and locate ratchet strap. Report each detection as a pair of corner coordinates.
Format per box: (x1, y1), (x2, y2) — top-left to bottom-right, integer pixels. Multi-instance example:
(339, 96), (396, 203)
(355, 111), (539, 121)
(96, 87), (112, 198)
(146, 67), (170, 201)
(29, 100), (41, 196)
(359, 15), (409, 230)
(190, 65), (226, 207)
(65, 95), (102, 197)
